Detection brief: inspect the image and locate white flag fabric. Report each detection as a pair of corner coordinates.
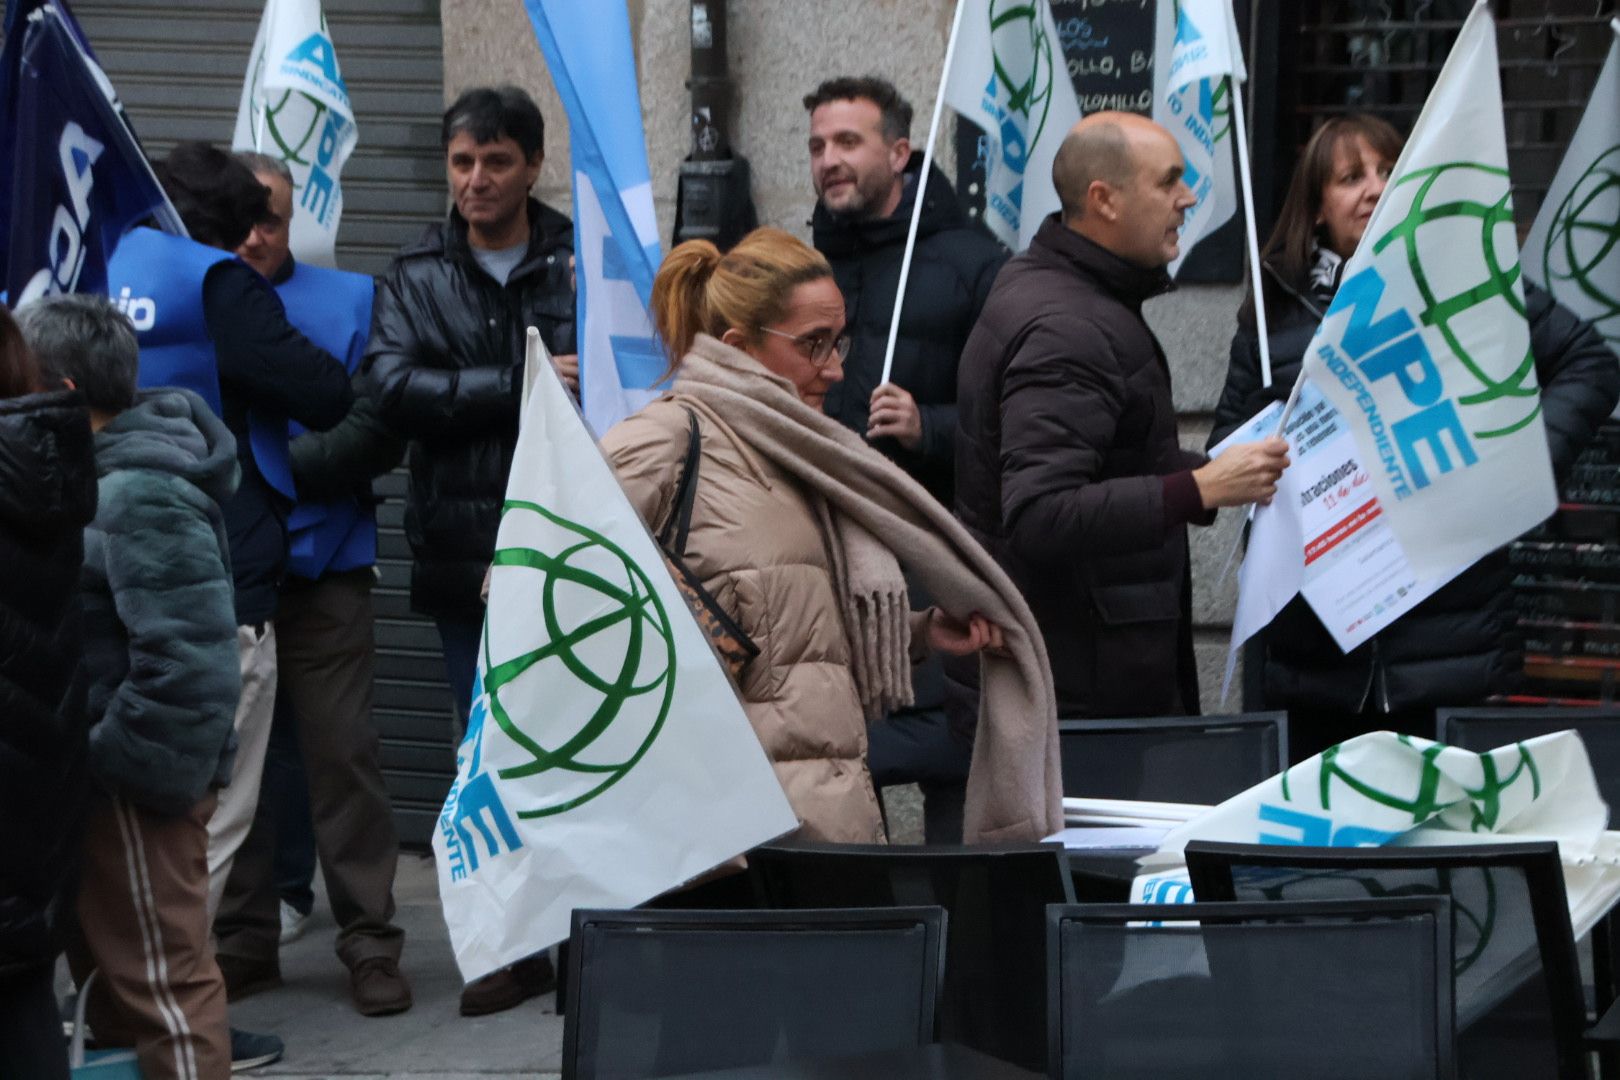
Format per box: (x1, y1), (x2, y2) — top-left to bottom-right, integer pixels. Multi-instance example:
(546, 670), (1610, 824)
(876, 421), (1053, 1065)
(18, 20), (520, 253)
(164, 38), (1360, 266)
(433, 356), (798, 981)
(943, 0), (1083, 250)
(1153, 0), (1246, 276)
(1299, 1), (1555, 580)
(231, 0), (357, 267)
(1524, 19), (1620, 358)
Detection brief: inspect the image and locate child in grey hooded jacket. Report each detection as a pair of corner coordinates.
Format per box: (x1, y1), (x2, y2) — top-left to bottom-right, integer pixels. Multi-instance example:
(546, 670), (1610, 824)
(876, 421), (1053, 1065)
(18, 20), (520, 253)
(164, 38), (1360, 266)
(20, 294), (242, 1080)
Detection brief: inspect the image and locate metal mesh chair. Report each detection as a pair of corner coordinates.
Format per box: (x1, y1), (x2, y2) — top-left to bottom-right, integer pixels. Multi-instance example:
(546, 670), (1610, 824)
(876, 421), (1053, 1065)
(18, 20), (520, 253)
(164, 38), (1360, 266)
(1187, 839), (1598, 1079)
(562, 906), (945, 1080)
(1046, 898), (1454, 1080)
(746, 842), (1072, 1071)
(1057, 712), (1286, 804)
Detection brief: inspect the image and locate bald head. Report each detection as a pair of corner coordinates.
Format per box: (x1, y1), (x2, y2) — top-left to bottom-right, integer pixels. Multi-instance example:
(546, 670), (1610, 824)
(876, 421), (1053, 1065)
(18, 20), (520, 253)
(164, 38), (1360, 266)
(1051, 113), (1195, 268)
(1053, 113), (1181, 221)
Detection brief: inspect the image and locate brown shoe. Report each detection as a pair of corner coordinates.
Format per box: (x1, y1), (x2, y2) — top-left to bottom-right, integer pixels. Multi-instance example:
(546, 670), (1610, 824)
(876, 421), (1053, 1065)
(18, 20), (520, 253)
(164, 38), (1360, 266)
(216, 953), (281, 1002)
(458, 953), (555, 1017)
(350, 957), (412, 1017)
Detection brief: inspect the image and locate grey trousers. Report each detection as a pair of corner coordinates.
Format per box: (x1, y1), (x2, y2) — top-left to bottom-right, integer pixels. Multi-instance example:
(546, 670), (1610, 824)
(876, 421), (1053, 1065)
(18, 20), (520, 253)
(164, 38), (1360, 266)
(214, 570), (404, 970)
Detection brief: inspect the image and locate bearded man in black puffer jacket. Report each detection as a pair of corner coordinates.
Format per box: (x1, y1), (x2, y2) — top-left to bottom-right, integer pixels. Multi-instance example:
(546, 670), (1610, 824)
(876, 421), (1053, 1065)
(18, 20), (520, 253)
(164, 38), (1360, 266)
(0, 307), (97, 1080)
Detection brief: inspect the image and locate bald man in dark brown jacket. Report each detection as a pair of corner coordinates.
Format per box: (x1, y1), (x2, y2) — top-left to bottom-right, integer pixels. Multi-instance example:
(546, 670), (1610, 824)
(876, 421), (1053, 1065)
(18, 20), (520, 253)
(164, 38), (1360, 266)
(951, 113), (1288, 721)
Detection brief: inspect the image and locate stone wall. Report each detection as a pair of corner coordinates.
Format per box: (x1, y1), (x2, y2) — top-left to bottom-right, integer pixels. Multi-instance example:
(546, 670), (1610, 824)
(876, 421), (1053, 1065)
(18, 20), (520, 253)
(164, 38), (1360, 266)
(440, 0), (1247, 710)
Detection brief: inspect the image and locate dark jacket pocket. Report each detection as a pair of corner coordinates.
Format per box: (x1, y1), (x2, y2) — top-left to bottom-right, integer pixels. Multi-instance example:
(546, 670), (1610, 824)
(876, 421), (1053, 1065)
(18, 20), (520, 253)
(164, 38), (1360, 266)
(1089, 579), (1185, 716)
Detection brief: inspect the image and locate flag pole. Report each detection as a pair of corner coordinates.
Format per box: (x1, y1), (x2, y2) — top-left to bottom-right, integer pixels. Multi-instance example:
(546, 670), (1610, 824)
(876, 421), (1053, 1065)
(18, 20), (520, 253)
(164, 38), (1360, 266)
(1227, 72), (1273, 388)
(879, 0), (967, 387)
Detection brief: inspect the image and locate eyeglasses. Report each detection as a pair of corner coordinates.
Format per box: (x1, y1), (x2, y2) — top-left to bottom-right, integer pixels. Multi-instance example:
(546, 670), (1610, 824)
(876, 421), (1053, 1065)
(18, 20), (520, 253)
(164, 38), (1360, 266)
(759, 326), (852, 368)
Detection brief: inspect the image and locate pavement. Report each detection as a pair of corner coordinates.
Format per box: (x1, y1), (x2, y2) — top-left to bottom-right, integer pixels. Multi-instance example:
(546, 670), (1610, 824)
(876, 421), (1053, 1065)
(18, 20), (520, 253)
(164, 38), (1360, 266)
(227, 784), (924, 1078)
(227, 854), (565, 1080)
(69, 786), (921, 1079)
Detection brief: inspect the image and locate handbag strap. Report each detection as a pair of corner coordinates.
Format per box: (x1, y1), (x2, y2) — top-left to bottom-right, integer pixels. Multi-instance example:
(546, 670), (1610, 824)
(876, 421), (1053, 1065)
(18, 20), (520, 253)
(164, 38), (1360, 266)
(662, 406), (702, 556)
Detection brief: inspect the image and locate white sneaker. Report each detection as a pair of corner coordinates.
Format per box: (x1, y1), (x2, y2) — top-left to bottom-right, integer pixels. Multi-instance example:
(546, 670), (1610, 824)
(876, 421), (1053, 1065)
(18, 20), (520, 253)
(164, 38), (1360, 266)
(278, 900), (311, 945)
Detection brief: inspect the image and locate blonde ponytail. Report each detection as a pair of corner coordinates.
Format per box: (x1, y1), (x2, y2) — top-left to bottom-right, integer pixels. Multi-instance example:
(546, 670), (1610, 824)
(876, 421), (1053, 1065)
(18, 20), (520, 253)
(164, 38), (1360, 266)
(649, 228), (833, 382)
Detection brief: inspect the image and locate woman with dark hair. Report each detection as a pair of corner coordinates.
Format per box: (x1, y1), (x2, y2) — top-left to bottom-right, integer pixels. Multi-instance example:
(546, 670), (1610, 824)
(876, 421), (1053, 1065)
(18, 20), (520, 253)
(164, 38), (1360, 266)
(1209, 115), (1620, 762)
(0, 306), (97, 1079)
(603, 227), (1062, 845)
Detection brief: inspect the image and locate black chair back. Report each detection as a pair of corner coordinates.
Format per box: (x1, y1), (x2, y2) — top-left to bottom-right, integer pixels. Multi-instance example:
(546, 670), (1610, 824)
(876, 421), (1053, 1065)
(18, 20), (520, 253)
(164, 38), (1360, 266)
(1187, 839), (1588, 1080)
(1057, 712), (1286, 804)
(746, 842), (1073, 1070)
(562, 906), (945, 1080)
(1046, 898), (1454, 1080)
(1437, 705), (1620, 810)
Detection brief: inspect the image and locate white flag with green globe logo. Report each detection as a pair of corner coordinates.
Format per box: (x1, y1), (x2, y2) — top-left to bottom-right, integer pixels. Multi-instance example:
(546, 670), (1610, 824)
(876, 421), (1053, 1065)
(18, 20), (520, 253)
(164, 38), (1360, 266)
(1153, 0), (1246, 277)
(433, 355), (798, 981)
(1298, 0), (1556, 581)
(943, 0), (1084, 251)
(231, 0), (356, 267)
(1523, 20), (1620, 372)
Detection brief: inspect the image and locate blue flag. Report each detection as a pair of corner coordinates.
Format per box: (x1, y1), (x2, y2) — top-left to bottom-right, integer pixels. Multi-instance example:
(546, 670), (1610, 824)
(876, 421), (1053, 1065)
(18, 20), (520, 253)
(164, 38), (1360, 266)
(523, 0), (664, 434)
(1, 0), (182, 307)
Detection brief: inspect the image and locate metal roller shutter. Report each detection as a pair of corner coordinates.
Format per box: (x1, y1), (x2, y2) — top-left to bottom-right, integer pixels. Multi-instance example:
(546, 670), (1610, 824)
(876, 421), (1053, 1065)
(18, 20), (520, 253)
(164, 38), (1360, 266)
(14, 0), (458, 846)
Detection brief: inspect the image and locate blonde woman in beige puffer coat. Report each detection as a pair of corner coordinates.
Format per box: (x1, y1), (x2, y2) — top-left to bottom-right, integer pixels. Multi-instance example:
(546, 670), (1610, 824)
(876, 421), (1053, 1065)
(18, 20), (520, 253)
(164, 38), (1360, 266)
(601, 228), (1016, 844)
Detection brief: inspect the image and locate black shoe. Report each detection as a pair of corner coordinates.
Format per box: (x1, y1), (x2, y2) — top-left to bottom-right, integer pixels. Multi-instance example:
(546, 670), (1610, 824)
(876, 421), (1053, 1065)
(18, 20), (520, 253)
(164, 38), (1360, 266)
(229, 1027), (284, 1072)
(458, 953), (555, 1017)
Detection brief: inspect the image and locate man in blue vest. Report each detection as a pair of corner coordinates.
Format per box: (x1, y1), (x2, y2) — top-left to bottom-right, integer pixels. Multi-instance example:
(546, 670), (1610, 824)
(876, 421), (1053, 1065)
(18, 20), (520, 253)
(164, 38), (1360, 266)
(107, 143), (354, 945)
(208, 155), (412, 1018)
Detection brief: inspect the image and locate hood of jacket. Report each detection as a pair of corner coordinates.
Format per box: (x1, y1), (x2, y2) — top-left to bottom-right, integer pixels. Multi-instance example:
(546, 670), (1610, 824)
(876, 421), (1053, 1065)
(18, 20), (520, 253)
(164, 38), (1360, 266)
(0, 388), (97, 542)
(812, 151), (972, 258)
(94, 388), (238, 509)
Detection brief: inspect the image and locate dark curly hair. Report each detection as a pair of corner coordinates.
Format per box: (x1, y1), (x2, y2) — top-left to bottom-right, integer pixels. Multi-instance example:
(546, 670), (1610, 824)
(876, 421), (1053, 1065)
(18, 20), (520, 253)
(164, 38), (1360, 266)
(155, 141), (272, 251)
(802, 76), (913, 142)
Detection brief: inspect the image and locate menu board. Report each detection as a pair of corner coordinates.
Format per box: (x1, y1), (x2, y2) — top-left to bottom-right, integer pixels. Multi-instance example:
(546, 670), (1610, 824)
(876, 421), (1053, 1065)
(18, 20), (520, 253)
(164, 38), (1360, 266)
(951, 0), (1243, 281)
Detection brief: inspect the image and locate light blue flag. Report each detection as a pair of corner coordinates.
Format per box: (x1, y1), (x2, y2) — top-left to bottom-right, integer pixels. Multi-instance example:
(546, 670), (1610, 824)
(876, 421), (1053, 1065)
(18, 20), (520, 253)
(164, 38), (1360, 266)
(523, 0), (664, 435)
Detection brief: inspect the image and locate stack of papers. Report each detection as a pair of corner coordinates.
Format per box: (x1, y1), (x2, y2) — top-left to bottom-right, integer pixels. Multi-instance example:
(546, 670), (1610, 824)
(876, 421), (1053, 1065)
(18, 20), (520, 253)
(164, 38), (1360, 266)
(1047, 798), (1212, 851)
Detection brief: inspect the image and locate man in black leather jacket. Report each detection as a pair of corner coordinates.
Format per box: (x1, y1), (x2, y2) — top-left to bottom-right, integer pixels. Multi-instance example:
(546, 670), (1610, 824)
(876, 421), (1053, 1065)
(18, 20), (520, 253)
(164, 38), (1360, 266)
(362, 84), (575, 1020)
(364, 86), (576, 731)
(803, 76), (1008, 843)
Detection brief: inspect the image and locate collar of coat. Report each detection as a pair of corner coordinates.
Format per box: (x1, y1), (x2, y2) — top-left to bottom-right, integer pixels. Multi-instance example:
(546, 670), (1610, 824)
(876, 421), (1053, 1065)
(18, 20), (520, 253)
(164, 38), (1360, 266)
(810, 151), (974, 258)
(1029, 214), (1174, 308)
(398, 197), (574, 280)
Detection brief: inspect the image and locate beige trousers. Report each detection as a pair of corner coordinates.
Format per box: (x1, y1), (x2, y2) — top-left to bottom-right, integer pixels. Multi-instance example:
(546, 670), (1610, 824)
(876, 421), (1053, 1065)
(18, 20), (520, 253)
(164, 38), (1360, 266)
(205, 622), (278, 917)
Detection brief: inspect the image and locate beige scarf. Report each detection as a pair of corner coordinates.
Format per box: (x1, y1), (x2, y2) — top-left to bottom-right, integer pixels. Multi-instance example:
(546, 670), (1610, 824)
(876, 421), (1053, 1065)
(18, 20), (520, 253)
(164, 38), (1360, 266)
(669, 335), (1063, 844)
(813, 500), (913, 722)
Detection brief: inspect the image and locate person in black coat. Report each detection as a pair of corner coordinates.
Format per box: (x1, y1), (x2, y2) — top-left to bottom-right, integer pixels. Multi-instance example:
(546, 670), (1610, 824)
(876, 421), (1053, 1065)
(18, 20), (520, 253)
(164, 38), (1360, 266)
(0, 307), (97, 1080)
(1208, 114), (1620, 762)
(362, 85), (575, 1020)
(364, 87), (577, 736)
(953, 113), (1288, 725)
(804, 76), (1009, 842)
(805, 78), (1008, 507)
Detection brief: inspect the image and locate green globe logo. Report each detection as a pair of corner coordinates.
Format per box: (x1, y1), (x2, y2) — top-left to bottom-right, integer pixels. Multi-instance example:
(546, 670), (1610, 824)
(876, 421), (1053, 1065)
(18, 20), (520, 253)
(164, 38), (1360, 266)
(1542, 146), (1620, 348)
(1371, 162), (1540, 440)
(480, 499), (676, 818)
(989, 0), (1060, 162)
